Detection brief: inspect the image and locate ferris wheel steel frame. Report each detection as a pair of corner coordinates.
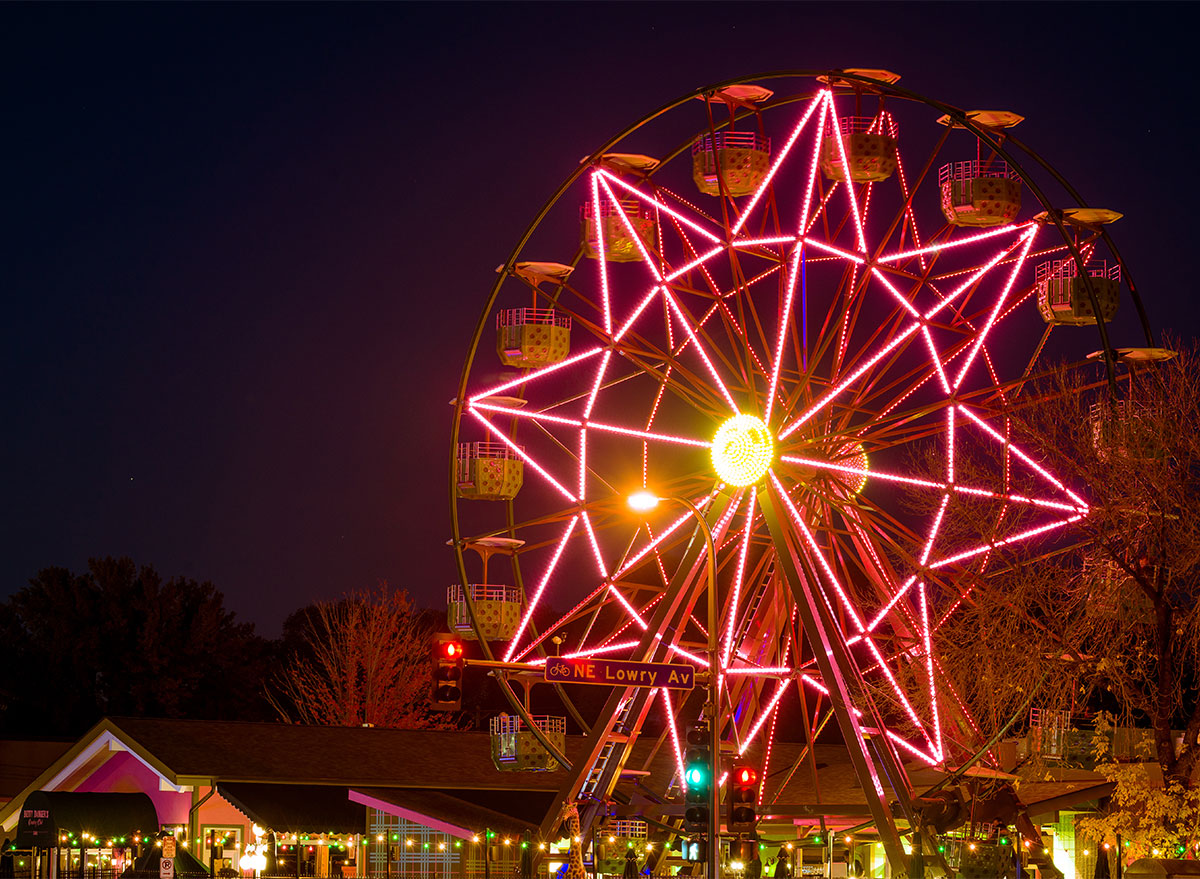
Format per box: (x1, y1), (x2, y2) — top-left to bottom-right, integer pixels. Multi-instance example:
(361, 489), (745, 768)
(447, 69), (1154, 872)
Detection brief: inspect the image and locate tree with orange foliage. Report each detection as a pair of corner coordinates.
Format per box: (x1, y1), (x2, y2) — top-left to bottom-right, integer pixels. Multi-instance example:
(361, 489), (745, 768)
(268, 584), (456, 729)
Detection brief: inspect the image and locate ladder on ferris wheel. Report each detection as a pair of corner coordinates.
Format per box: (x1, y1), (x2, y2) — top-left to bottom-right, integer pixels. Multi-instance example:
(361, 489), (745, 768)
(580, 697), (636, 800)
(732, 559), (778, 653)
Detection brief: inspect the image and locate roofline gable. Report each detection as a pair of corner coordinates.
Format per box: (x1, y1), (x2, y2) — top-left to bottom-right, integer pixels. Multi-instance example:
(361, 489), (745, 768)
(0, 718), (192, 832)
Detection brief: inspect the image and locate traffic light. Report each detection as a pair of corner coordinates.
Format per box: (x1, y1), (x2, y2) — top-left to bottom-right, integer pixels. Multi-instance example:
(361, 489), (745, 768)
(431, 633), (464, 710)
(683, 722), (711, 831)
(682, 839), (706, 863)
(728, 764), (758, 832)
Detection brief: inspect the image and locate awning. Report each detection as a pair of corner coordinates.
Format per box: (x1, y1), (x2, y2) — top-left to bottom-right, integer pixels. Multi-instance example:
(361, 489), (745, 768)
(216, 784), (364, 834)
(14, 791), (158, 849)
(350, 788), (543, 839)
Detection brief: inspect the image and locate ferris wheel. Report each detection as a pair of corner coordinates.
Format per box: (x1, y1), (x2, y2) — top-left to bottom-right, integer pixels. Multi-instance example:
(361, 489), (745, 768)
(447, 70), (1151, 862)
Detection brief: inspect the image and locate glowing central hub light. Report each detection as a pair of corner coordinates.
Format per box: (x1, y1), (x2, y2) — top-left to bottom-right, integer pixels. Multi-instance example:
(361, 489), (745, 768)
(711, 414), (774, 486)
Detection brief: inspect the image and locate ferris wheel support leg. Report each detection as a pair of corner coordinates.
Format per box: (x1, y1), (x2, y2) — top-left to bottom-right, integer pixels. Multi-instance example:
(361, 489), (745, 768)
(536, 492), (738, 844)
(758, 486), (911, 876)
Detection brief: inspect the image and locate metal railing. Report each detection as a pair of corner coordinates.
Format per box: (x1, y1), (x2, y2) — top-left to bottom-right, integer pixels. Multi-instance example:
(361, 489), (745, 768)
(939, 160), (1017, 184)
(1036, 258), (1121, 283)
(691, 131), (770, 154)
(496, 309), (571, 330)
(580, 199), (655, 220)
(827, 115), (888, 136)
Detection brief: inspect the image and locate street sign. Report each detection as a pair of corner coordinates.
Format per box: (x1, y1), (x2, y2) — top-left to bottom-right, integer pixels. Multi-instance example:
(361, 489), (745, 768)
(544, 656), (694, 690)
(162, 838), (177, 859)
(160, 858), (174, 879)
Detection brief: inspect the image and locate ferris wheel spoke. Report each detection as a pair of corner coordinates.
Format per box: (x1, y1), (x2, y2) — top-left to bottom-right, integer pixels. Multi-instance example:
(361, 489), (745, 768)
(951, 227), (1038, 391)
(503, 515), (579, 662)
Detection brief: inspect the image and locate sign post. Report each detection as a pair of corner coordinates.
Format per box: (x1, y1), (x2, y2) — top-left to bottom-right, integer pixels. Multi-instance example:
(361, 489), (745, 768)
(163, 838), (177, 859)
(160, 858), (175, 879)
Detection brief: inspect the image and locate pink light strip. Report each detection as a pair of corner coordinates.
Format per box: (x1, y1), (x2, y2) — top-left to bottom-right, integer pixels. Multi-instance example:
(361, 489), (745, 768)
(664, 246), (727, 283)
(779, 454), (942, 490)
(607, 583), (649, 630)
(919, 496), (950, 566)
(799, 675), (865, 719)
(777, 321), (916, 439)
(956, 404), (1089, 510)
(737, 682), (788, 754)
(663, 688), (687, 787)
(582, 349), (612, 421)
(779, 322), (920, 439)
(590, 172), (613, 334)
(726, 667), (794, 675)
(869, 267), (950, 394)
(586, 419), (712, 449)
(928, 515), (1084, 570)
(663, 642), (711, 667)
(772, 475), (934, 748)
(865, 575), (918, 631)
(869, 266), (920, 319)
(824, 92), (867, 252)
(766, 245), (799, 425)
(613, 285), (663, 343)
(952, 227), (1037, 390)
(800, 236), (865, 264)
(597, 176), (664, 278)
(553, 641), (641, 662)
(468, 345), (604, 403)
(924, 229), (1033, 324)
(732, 235), (796, 248)
(503, 515), (579, 662)
(769, 472), (865, 633)
(886, 729), (938, 766)
(661, 287), (739, 412)
(612, 506), (704, 580)
(580, 511), (608, 579)
(599, 169), (725, 247)
(732, 90), (826, 235)
(510, 581), (611, 663)
(524, 639), (641, 666)
(878, 221), (1034, 264)
(798, 98), (830, 236)
(918, 581), (943, 760)
(469, 402), (580, 427)
(722, 493), (757, 668)
(953, 485), (1086, 513)
(468, 409), (577, 502)
(946, 405), (956, 484)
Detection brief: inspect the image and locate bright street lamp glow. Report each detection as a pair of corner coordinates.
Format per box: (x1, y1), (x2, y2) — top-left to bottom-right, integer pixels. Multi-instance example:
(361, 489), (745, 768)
(627, 490), (660, 512)
(711, 414), (773, 486)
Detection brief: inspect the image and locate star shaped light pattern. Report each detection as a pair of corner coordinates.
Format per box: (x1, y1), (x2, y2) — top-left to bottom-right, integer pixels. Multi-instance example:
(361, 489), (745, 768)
(459, 87), (1089, 780)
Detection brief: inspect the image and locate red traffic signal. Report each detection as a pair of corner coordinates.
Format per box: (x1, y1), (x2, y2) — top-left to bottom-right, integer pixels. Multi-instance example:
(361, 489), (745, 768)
(431, 634), (465, 711)
(728, 763), (759, 832)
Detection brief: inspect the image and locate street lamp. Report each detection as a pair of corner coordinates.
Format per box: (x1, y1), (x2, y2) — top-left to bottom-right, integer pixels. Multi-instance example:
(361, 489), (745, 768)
(628, 490), (721, 879)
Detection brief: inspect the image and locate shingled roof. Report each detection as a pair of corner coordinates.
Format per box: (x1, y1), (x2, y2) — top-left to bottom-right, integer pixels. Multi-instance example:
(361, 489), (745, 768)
(103, 717), (584, 789)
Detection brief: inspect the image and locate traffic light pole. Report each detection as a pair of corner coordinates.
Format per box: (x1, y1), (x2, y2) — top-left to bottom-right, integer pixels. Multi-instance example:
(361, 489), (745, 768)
(669, 497), (721, 879)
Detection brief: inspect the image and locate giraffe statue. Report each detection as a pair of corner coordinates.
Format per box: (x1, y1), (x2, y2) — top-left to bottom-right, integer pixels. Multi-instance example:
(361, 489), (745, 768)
(559, 801), (588, 879)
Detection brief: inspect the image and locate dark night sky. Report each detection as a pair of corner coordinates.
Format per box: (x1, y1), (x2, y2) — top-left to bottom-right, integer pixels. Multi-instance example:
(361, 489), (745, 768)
(2, 2), (1193, 636)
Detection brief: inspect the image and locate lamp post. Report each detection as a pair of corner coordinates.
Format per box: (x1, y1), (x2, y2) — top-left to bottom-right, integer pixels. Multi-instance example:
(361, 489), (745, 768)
(628, 491), (720, 879)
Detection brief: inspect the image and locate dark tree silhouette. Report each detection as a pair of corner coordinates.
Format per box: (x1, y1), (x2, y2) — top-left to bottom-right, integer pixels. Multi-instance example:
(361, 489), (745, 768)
(0, 556), (272, 736)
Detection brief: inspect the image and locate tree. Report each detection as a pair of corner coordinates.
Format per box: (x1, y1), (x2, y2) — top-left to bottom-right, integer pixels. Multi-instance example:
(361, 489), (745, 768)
(268, 583), (456, 729)
(928, 338), (1200, 846)
(0, 556), (272, 736)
